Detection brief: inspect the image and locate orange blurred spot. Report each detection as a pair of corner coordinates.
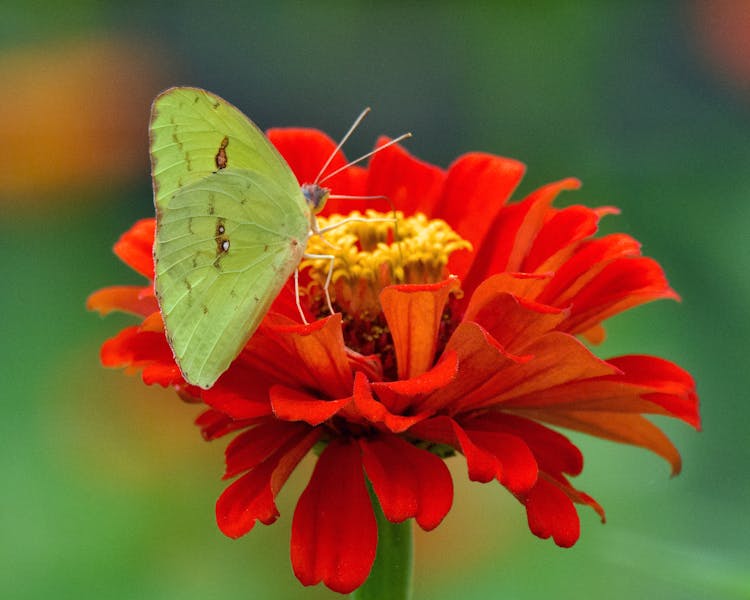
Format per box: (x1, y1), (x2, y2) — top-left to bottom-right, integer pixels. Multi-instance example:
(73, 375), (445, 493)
(0, 37), (170, 205)
(692, 0), (750, 89)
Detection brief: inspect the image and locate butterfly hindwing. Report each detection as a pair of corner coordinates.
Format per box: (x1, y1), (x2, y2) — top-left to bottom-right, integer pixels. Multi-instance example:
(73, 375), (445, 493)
(154, 168), (310, 389)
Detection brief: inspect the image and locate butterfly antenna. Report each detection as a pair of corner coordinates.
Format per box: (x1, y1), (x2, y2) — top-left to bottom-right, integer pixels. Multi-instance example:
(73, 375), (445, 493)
(318, 133), (412, 185)
(314, 107), (371, 184)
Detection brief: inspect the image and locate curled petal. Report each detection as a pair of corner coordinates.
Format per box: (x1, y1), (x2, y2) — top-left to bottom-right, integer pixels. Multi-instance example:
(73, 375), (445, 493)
(381, 278), (460, 380)
(270, 384), (350, 426)
(372, 350), (458, 415)
(350, 372), (428, 433)
(195, 409), (260, 441)
(361, 434), (453, 530)
(291, 440), (377, 594)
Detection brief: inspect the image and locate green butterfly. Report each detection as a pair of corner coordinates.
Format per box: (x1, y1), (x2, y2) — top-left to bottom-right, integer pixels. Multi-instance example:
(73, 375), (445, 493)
(150, 87), (406, 390)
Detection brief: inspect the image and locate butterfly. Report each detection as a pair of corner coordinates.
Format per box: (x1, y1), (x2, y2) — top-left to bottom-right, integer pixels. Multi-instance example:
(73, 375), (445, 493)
(149, 87), (408, 389)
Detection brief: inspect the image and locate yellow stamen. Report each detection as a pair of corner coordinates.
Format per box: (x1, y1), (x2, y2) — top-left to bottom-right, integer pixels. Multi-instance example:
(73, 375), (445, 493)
(302, 210), (472, 318)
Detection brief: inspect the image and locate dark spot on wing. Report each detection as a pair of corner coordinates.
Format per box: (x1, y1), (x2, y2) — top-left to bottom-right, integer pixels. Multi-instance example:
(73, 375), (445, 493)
(215, 136), (229, 170)
(208, 193), (215, 215)
(214, 218), (230, 266)
(202, 304), (209, 315)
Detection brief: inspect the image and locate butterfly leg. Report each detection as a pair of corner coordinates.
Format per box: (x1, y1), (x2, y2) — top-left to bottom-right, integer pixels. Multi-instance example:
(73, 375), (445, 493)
(294, 268), (309, 325)
(302, 252), (336, 314)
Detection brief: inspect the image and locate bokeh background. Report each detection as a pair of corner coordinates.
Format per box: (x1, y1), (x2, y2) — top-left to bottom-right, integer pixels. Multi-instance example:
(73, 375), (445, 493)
(2, 1), (747, 599)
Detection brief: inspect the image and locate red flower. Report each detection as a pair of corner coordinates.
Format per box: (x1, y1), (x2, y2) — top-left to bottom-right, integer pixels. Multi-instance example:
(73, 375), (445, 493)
(89, 129), (699, 594)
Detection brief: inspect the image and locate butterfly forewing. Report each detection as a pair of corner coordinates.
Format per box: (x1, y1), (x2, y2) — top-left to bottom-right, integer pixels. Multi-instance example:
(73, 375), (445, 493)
(150, 87), (301, 212)
(154, 168), (310, 388)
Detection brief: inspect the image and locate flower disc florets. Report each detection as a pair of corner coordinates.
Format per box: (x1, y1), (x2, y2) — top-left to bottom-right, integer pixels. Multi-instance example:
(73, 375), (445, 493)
(303, 209), (471, 318)
(302, 210), (471, 380)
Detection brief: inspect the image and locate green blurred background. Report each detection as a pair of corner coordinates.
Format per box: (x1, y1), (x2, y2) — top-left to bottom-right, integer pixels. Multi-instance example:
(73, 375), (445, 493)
(1, 1), (747, 598)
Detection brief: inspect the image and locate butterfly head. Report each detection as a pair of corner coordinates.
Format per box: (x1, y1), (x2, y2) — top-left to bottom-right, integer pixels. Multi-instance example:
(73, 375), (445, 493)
(301, 183), (331, 215)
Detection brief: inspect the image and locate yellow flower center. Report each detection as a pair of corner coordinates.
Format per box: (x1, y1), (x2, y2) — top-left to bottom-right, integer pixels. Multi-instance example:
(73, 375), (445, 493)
(302, 210), (472, 319)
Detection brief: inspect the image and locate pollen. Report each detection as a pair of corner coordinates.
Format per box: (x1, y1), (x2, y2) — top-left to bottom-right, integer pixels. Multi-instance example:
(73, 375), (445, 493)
(302, 210), (472, 318)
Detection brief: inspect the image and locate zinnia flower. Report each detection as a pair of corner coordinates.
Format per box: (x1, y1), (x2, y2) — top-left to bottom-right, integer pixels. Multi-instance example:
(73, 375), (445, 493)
(88, 128), (699, 594)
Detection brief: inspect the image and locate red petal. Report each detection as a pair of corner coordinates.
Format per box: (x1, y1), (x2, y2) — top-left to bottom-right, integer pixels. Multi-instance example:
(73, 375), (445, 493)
(537, 233), (642, 306)
(100, 326), (175, 376)
(224, 421), (310, 479)
(366, 136), (446, 217)
(437, 153), (525, 279)
(291, 440), (377, 594)
(195, 409), (259, 441)
(217, 428), (319, 539)
(408, 416), (499, 483)
(361, 434), (453, 530)
(114, 218), (155, 279)
(501, 355), (699, 429)
(380, 278), (459, 380)
(416, 321), (528, 415)
(523, 476), (581, 547)
(520, 409), (684, 475)
(350, 372), (429, 433)
(467, 332), (618, 410)
(259, 314), (354, 399)
(606, 355), (699, 428)
(463, 278), (568, 353)
(460, 428), (538, 494)
(462, 412), (583, 478)
(560, 257), (680, 334)
(371, 350), (458, 415)
(523, 204), (603, 273)
(87, 285), (157, 317)
(270, 384), (351, 426)
(266, 128), (365, 201)
(463, 179), (579, 295)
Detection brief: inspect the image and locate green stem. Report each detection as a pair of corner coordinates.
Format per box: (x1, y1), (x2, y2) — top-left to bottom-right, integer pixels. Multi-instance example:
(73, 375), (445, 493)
(351, 487), (414, 600)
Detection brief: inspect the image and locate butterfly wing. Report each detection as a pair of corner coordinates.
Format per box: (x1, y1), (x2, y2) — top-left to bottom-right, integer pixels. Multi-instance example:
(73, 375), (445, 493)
(149, 86), (300, 211)
(155, 168), (310, 389)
